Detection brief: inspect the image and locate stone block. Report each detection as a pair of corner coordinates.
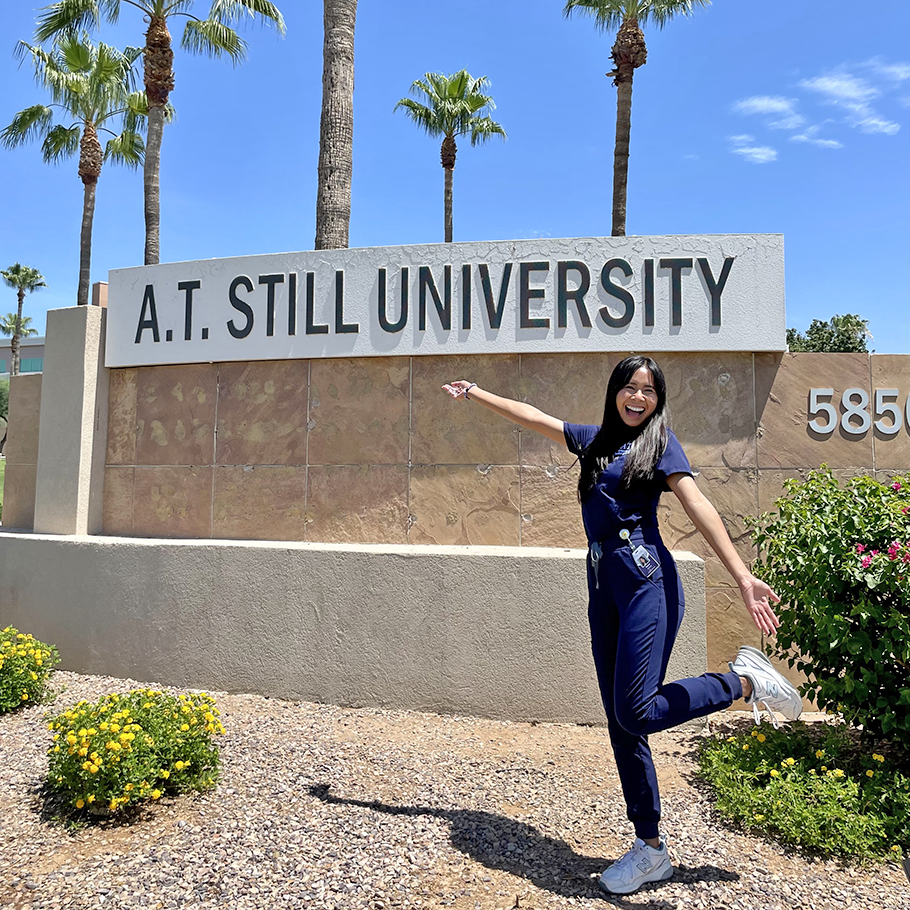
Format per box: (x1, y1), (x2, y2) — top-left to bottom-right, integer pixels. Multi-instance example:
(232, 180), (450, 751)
(306, 465), (408, 543)
(705, 586), (762, 674)
(870, 354), (910, 471)
(213, 465), (307, 541)
(517, 352), (618, 467)
(411, 354), (520, 466)
(215, 360), (309, 466)
(1, 463), (37, 530)
(518, 464), (587, 549)
(131, 465), (213, 538)
(102, 466), (134, 536)
(5, 374), (42, 465)
(106, 368), (137, 466)
(308, 357), (409, 465)
(408, 465), (520, 546)
(136, 364), (217, 466)
(658, 468), (757, 587)
(755, 352), (873, 469)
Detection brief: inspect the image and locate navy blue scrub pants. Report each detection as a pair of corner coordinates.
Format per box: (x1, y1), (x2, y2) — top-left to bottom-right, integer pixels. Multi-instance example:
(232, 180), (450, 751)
(587, 526), (744, 841)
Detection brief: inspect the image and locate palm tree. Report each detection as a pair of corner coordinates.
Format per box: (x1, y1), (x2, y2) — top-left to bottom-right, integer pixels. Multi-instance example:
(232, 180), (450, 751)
(564, 0), (709, 236)
(0, 265), (46, 377)
(395, 70), (506, 243)
(315, 0), (357, 251)
(0, 314), (39, 339)
(2, 35), (145, 307)
(36, 0), (286, 267)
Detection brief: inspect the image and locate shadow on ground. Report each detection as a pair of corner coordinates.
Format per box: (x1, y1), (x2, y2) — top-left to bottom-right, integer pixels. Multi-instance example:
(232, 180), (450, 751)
(309, 784), (739, 907)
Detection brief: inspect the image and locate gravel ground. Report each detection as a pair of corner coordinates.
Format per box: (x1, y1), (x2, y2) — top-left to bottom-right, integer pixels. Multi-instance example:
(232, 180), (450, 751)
(0, 672), (905, 910)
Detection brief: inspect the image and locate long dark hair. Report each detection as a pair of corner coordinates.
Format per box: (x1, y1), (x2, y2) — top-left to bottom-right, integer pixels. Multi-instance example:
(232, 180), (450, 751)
(577, 355), (670, 503)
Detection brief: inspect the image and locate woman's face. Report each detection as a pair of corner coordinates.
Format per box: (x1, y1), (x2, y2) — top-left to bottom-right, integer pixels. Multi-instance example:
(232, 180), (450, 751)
(615, 366), (659, 428)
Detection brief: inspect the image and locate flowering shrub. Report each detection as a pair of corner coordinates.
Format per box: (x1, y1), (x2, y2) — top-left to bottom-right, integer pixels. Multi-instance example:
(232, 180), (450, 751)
(699, 721), (909, 861)
(0, 626), (60, 713)
(750, 468), (910, 746)
(46, 689), (225, 814)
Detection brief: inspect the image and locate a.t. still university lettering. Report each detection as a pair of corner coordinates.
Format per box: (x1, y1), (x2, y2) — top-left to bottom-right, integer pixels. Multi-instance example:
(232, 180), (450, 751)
(133, 256), (735, 346)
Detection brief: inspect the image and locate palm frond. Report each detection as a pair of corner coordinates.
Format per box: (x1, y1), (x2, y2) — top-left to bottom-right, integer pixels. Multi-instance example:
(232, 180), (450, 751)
(35, 0), (104, 43)
(468, 116), (507, 146)
(41, 123), (81, 162)
(181, 17), (247, 61)
(0, 106), (54, 148)
(105, 129), (144, 167)
(208, 0), (286, 34)
(564, 0), (709, 31)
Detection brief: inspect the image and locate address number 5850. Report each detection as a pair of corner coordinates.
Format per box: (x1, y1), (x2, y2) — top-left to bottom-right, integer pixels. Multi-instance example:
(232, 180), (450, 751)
(808, 388), (908, 436)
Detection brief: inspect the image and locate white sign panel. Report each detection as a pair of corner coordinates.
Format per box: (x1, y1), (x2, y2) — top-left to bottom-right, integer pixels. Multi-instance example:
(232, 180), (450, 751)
(105, 234), (786, 367)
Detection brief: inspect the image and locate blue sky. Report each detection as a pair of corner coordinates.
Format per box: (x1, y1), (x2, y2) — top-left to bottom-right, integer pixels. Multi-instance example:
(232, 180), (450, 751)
(1, 0), (908, 350)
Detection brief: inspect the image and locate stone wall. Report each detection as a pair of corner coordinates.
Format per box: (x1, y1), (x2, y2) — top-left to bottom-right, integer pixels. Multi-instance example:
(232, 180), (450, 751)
(100, 350), (910, 679)
(1, 373), (42, 530)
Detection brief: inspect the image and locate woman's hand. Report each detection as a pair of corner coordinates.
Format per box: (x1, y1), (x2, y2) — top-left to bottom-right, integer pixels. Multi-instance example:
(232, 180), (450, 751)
(442, 380), (475, 400)
(739, 574), (782, 636)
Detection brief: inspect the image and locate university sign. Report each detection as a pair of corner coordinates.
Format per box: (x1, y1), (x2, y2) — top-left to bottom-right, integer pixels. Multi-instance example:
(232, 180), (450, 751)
(105, 234), (786, 368)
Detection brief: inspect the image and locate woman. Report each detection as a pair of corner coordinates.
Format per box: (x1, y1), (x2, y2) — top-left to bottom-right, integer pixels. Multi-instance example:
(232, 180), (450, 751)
(442, 355), (801, 896)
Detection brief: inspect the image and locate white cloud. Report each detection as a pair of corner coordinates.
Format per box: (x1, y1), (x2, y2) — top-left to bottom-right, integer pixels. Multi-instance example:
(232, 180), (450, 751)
(800, 73), (879, 104)
(733, 95), (804, 129)
(856, 115), (900, 135)
(798, 68), (902, 136)
(728, 134), (777, 164)
(790, 123), (844, 148)
(863, 59), (910, 83)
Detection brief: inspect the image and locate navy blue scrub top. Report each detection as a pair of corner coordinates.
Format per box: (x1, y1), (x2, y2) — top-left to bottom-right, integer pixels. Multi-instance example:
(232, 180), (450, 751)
(563, 423), (693, 544)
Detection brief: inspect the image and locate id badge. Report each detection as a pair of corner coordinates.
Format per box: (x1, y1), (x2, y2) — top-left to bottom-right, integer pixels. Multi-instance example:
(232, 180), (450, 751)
(631, 544), (660, 578)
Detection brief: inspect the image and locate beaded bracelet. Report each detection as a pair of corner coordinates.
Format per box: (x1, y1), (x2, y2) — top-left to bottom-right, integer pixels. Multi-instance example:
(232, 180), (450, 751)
(464, 383), (477, 401)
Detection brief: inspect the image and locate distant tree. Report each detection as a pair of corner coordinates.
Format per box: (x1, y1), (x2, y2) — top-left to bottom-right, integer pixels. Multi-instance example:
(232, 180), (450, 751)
(0, 314), (39, 339)
(36, 0), (286, 266)
(315, 0), (357, 250)
(0, 264), (46, 377)
(787, 314), (871, 353)
(395, 70), (506, 243)
(2, 35), (145, 307)
(564, 0), (710, 236)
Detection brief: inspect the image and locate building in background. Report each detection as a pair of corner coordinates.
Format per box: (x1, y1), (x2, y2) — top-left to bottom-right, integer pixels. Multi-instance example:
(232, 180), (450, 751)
(0, 336), (45, 378)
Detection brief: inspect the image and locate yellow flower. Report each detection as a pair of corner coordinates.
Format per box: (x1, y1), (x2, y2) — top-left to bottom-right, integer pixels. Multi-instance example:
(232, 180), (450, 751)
(21, 692), (28, 701)
(892, 845), (902, 854)
(815, 750), (824, 759)
(756, 733), (766, 743)
(88, 764), (99, 774)
(87, 794), (95, 804)
(151, 789), (162, 800)
(180, 724), (190, 732)
(160, 769), (170, 779)
(866, 769), (874, 777)
(770, 769), (780, 777)
(75, 799), (85, 809)
(873, 754), (885, 763)
(833, 769), (845, 778)
(783, 757), (796, 767)
(754, 813), (765, 821)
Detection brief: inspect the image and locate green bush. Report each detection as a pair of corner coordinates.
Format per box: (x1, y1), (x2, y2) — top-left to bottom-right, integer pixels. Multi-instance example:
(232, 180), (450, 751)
(699, 721), (909, 861)
(0, 626), (60, 712)
(750, 467), (910, 746)
(46, 688), (225, 814)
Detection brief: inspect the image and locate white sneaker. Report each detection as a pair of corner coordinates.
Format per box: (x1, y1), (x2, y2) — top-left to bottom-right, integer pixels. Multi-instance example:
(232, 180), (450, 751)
(598, 837), (673, 895)
(729, 645), (803, 727)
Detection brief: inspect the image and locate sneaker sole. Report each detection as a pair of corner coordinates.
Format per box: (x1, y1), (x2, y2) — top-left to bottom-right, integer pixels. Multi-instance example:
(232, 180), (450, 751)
(598, 863), (673, 895)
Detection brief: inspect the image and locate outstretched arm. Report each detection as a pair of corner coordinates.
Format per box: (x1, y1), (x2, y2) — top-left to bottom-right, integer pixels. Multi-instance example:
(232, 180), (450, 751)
(667, 472), (781, 636)
(442, 380), (567, 446)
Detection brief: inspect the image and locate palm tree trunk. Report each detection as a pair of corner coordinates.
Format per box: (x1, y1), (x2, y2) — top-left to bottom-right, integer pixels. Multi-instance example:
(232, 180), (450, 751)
(11, 288), (24, 376)
(441, 135), (457, 243)
(315, 0), (358, 250)
(77, 123), (102, 308)
(610, 19), (647, 237)
(143, 16), (174, 266)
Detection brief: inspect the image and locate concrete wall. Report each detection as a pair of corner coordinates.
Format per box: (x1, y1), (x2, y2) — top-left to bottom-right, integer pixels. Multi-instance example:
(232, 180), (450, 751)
(1, 373), (42, 530)
(0, 533), (706, 725)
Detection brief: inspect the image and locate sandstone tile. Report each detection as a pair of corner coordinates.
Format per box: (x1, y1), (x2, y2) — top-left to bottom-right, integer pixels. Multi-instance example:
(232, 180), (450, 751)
(870, 354), (910, 471)
(518, 352), (619, 467)
(755, 352), (873, 469)
(136, 364), (217, 466)
(408, 465), (520, 546)
(656, 352), (756, 468)
(306, 465), (408, 544)
(106, 368), (138, 466)
(213, 465), (306, 541)
(705, 586), (761, 675)
(519, 465), (587, 549)
(411, 354), (520, 466)
(102, 466), (134, 536)
(5, 374), (42, 465)
(308, 357), (409, 465)
(132, 466), (213, 538)
(1, 462), (37, 530)
(216, 360), (308, 466)
(658, 468), (757, 587)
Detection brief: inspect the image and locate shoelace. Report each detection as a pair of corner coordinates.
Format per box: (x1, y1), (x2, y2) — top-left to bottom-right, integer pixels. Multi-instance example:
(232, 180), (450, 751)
(751, 698), (780, 729)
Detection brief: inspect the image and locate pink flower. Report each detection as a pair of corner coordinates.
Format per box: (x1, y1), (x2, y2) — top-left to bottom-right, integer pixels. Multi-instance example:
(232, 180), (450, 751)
(856, 544), (866, 553)
(888, 542), (901, 559)
(862, 556), (872, 568)
(871, 550), (880, 557)
(892, 482), (902, 491)
(903, 553), (910, 565)
(903, 506), (910, 515)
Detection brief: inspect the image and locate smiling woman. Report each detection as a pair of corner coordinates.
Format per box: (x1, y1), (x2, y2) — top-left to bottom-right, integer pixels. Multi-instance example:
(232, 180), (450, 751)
(442, 354), (803, 896)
